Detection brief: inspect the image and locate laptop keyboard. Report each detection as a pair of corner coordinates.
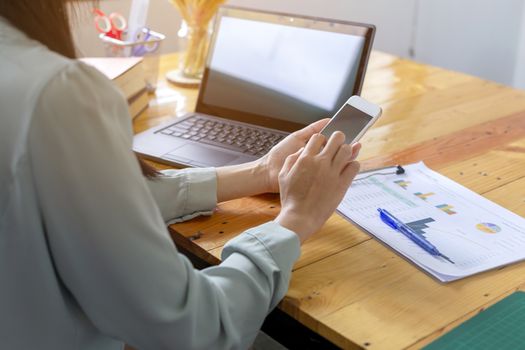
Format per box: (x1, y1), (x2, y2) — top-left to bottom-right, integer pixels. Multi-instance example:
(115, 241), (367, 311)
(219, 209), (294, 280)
(157, 115), (286, 156)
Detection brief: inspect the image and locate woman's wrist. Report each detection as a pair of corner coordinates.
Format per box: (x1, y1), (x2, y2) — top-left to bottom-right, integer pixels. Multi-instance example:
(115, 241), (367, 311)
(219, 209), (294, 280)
(216, 159), (270, 202)
(244, 157), (269, 196)
(255, 156), (275, 194)
(274, 209), (311, 243)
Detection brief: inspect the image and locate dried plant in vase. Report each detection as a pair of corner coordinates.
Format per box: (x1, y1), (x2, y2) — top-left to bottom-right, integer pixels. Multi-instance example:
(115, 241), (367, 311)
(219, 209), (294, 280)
(167, 0), (226, 85)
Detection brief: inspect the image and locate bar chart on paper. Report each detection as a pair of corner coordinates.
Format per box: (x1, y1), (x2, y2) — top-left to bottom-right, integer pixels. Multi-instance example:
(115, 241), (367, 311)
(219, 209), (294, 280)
(337, 162), (525, 282)
(406, 218), (436, 236)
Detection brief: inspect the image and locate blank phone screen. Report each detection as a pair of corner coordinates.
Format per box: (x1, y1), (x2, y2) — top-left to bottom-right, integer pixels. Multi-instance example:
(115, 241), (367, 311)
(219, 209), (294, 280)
(321, 104), (373, 143)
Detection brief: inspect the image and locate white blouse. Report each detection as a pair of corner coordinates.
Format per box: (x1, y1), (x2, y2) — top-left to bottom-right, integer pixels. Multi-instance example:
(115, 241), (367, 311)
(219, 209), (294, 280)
(0, 18), (300, 350)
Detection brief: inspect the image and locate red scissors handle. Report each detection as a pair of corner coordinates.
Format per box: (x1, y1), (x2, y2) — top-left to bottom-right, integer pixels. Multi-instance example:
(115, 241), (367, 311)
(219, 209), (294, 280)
(93, 9), (127, 40)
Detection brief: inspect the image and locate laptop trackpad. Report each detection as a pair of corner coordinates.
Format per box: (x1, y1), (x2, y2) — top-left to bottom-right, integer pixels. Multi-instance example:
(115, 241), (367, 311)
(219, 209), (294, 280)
(167, 144), (238, 167)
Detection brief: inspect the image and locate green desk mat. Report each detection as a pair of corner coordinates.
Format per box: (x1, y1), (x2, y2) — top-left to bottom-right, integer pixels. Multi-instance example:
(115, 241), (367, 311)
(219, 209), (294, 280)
(424, 291), (525, 350)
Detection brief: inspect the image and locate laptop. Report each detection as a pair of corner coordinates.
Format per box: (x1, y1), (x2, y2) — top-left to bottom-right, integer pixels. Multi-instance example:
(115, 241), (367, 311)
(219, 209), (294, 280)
(133, 6), (375, 168)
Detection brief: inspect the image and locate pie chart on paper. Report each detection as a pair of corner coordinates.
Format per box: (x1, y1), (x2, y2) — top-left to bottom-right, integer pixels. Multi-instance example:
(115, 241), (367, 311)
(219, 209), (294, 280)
(476, 223), (501, 234)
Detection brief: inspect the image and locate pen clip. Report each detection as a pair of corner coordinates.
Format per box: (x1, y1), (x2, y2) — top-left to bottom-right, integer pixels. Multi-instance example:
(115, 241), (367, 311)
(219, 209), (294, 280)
(378, 209), (398, 230)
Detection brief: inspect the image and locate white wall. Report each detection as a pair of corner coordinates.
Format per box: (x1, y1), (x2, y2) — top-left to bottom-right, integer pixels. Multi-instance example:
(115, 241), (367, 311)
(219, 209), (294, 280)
(414, 0), (524, 86)
(71, 0), (525, 89)
(514, 3), (525, 89)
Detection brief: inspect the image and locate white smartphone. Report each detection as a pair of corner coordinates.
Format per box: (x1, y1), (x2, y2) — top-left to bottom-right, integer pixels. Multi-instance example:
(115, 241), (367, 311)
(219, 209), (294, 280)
(320, 95), (382, 144)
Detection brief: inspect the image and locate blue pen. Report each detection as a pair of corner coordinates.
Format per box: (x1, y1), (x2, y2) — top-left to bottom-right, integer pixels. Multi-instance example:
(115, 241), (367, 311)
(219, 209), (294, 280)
(377, 208), (455, 264)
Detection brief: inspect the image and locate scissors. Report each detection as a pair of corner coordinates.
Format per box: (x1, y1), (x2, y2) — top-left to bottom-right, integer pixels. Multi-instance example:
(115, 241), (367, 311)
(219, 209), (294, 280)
(131, 28), (160, 56)
(93, 9), (127, 40)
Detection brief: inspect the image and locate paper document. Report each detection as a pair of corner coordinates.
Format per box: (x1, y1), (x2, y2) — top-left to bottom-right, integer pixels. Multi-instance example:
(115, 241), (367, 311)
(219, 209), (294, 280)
(337, 162), (525, 282)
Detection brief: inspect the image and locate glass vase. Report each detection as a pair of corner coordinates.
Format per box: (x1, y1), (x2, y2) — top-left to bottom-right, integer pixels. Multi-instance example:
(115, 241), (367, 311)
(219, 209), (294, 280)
(167, 0), (226, 86)
(177, 20), (213, 80)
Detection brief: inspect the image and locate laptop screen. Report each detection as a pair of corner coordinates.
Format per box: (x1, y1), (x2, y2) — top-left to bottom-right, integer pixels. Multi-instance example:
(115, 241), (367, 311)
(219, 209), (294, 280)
(196, 7), (375, 132)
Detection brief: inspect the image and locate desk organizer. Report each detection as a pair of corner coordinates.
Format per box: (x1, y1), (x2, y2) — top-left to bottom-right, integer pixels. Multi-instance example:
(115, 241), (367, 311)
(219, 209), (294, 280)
(98, 29), (166, 92)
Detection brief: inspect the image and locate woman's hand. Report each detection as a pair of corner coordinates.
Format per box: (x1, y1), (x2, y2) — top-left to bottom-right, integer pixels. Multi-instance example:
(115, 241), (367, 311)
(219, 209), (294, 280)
(259, 119), (330, 193)
(275, 132), (361, 242)
(216, 119), (348, 203)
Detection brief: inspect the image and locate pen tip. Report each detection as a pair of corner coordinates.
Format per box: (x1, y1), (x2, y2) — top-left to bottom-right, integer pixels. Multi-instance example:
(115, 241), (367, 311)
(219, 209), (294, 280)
(442, 255), (455, 264)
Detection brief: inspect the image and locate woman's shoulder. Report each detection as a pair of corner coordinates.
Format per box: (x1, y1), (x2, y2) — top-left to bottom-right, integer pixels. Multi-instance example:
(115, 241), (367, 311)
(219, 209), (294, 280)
(0, 19), (69, 84)
(36, 60), (131, 132)
(0, 17), (125, 112)
(34, 59), (132, 145)
(1, 20), (126, 121)
(43, 60), (125, 105)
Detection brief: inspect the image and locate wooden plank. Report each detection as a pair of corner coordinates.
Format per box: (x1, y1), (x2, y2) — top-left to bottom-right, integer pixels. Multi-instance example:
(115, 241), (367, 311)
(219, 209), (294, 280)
(360, 110), (525, 171)
(365, 51), (399, 70)
(281, 175), (525, 349)
(317, 254), (525, 350)
(208, 214), (373, 270)
(369, 81), (508, 128)
(363, 58), (477, 106)
(482, 175), (525, 217)
(171, 195), (279, 251)
(437, 138), (525, 194)
(358, 87), (525, 163)
(172, 197), (372, 270)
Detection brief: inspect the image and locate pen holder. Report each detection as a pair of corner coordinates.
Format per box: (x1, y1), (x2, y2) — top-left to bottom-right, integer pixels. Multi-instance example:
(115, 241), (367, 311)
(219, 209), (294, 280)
(98, 29), (166, 92)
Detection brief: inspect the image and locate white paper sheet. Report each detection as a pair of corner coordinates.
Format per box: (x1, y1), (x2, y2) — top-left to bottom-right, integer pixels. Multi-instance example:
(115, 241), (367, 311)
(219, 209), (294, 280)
(337, 162), (525, 282)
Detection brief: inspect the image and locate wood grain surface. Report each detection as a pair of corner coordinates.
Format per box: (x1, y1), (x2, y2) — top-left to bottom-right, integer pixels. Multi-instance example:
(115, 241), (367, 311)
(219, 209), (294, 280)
(137, 52), (525, 349)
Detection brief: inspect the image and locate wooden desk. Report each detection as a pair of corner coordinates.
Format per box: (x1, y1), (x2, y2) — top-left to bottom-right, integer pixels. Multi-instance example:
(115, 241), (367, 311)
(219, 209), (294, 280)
(136, 52), (525, 349)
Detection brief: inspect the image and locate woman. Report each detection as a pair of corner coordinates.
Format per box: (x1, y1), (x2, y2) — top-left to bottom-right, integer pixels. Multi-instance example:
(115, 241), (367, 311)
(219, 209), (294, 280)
(0, 1), (361, 349)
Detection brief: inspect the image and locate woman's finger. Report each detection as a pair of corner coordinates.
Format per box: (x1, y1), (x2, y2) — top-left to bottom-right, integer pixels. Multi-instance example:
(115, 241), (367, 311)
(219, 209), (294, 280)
(350, 143), (362, 161)
(333, 142), (361, 168)
(281, 147), (303, 174)
(303, 133), (326, 156)
(320, 131), (346, 160)
(292, 118), (330, 142)
(333, 143), (353, 168)
(341, 161), (361, 186)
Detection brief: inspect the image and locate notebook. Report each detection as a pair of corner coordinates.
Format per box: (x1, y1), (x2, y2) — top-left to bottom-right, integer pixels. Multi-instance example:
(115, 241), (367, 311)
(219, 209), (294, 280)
(80, 57), (149, 119)
(80, 57), (145, 99)
(424, 292), (525, 350)
(133, 6), (375, 168)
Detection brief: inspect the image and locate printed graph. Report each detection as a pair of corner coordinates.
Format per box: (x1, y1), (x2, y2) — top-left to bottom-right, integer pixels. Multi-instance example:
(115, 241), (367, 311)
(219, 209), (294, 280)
(436, 204), (457, 215)
(414, 192), (435, 201)
(339, 178), (417, 221)
(406, 218), (436, 236)
(337, 162), (525, 282)
(476, 223), (501, 234)
(394, 180), (411, 190)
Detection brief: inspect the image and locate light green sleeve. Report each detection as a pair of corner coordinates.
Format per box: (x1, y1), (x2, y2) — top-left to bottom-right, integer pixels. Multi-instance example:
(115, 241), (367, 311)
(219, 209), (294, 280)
(146, 168), (218, 224)
(29, 61), (301, 350)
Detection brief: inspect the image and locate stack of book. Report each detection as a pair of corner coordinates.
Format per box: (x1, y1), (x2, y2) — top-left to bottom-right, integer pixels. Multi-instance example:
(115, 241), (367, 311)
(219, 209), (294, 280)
(80, 57), (150, 119)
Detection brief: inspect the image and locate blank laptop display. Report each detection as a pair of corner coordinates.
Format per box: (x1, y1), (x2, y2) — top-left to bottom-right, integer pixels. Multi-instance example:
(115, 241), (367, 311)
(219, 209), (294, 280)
(133, 6), (375, 167)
